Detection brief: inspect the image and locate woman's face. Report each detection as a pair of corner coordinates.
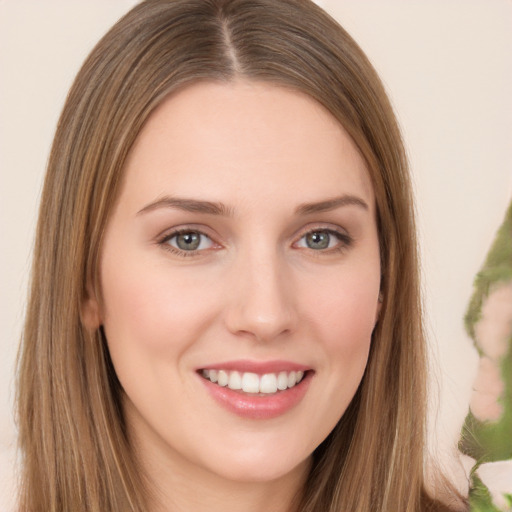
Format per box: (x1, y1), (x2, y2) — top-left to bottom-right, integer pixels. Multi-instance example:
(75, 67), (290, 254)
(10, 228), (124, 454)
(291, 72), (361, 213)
(88, 81), (381, 484)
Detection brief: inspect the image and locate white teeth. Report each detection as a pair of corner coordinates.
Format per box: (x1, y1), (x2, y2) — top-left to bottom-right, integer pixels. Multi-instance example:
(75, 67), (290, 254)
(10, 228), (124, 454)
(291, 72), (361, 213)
(202, 369), (306, 394)
(228, 371), (242, 390)
(242, 372), (260, 393)
(259, 373), (278, 394)
(277, 371), (288, 390)
(217, 370), (229, 387)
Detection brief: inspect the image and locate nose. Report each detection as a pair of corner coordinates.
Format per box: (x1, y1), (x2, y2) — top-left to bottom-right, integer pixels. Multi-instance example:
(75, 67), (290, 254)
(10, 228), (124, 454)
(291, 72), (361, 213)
(224, 250), (297, 342)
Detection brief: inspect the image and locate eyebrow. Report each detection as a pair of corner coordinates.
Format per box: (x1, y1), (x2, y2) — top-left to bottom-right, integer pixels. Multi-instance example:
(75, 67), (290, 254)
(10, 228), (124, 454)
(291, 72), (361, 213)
(137, 194), (368, 217)
(137, 196), (233, 216)
(295, 195), (369, 215)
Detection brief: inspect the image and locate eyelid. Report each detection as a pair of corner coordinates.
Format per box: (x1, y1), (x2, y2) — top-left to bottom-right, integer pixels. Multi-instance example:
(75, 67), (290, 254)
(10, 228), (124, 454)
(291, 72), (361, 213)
(157, 225), (222, 257)
(155, 222), (353, 257)
(292, 224), (353, 252)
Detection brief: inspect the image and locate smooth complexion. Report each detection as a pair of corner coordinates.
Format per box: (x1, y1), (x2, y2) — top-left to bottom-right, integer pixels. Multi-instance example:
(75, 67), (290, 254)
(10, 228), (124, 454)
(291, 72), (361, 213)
(84, 81), (381, 512)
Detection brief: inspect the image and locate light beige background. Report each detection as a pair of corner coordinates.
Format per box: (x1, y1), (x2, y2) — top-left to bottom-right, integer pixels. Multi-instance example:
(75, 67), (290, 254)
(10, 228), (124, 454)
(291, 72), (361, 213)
(1, 1), (511, 509)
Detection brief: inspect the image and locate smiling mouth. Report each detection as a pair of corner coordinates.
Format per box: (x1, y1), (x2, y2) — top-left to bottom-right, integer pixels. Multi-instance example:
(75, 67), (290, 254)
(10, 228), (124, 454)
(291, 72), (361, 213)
(199, 369), (307, 395)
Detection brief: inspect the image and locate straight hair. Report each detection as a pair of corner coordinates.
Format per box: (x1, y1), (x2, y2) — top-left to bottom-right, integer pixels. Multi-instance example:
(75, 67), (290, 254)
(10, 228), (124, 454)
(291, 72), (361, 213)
(17, 1), (466, 510)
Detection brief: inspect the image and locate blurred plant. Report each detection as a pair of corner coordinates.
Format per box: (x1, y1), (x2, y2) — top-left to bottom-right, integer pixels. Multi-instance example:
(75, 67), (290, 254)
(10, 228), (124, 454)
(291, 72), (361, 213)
(459, 201), (512, 512)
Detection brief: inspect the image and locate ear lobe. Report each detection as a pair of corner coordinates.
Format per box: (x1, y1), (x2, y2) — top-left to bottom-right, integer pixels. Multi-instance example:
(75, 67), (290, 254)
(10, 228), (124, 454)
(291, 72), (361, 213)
(81, 292), (102, 330)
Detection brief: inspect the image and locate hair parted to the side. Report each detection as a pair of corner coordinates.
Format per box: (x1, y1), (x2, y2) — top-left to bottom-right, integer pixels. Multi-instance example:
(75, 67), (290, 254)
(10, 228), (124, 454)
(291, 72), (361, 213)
(16, 1), (466, 511)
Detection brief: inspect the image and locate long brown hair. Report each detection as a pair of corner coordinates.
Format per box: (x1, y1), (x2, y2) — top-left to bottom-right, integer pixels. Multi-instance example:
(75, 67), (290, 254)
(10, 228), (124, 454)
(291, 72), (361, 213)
(16, 1), (465, 510)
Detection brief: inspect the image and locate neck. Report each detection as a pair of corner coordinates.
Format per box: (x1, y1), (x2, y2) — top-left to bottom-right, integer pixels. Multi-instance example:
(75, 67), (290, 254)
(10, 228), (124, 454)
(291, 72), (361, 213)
(142, 444), (310, 512)
(153, 462), (308, 512)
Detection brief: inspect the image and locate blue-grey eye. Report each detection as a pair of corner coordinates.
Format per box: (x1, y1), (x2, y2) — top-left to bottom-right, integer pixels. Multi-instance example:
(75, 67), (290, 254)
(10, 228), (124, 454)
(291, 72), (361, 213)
(168, 231), (213, 251)
(297, 230), (343, 250)
(305, 231), (330, 249)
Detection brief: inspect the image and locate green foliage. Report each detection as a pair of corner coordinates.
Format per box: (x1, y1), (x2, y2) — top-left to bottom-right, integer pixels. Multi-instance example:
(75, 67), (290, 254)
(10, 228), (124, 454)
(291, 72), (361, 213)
(464, 202), (512, 343)
(468, 473), (502, 512)
(459, 345), (512, 462)
(461, 201), (512, 511)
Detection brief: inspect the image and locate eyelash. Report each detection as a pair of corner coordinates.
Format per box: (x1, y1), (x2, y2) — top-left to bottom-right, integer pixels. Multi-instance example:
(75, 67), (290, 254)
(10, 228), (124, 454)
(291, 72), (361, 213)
(158, 228), (215, 257)
(296, 227), (353, 254)
(157, 226), (353, 257)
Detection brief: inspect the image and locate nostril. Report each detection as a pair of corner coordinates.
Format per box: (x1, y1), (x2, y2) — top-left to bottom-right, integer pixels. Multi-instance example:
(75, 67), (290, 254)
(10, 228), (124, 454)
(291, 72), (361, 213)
(223, 259), (298, 341)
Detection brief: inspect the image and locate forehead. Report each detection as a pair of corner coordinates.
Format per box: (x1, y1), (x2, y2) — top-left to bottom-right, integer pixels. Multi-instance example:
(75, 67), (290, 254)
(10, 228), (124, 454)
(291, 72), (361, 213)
(120, 80), (374, 212)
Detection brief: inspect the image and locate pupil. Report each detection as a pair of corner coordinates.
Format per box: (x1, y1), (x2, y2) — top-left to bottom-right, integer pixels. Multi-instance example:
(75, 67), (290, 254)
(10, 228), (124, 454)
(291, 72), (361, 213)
(307, 231), (329, 249)
(177, 232), (200, 250)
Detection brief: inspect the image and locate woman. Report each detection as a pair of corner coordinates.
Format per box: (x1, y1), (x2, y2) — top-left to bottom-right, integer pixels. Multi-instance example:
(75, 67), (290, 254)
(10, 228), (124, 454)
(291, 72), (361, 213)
(16, 0), (467, 510)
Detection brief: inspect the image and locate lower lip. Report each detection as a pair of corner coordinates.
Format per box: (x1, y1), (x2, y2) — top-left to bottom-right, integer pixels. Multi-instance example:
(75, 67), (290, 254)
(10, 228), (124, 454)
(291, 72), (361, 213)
(199, 372), (313, 420)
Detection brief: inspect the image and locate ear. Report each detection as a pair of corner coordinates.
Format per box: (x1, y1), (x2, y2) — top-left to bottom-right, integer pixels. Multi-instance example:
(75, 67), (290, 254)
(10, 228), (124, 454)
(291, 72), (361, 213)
(375, 291), (383, 325)
(81, 285), (102, 330)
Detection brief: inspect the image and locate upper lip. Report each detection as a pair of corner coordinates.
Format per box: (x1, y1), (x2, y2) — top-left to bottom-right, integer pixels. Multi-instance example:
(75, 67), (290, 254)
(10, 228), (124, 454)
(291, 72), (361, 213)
(197, 359), (311, 375)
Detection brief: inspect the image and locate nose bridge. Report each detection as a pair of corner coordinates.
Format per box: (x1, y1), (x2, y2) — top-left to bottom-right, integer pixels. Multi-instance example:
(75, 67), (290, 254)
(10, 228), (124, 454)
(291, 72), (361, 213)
(225, 242), (296, 341)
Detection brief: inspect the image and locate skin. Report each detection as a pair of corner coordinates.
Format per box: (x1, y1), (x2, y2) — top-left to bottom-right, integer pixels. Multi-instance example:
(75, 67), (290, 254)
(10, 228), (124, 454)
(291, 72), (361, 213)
(84, 81), (382, 512)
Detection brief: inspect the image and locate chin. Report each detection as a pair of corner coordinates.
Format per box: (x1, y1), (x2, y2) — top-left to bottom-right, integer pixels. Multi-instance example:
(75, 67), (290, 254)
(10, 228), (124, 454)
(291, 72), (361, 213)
(206, 452), (311, 485)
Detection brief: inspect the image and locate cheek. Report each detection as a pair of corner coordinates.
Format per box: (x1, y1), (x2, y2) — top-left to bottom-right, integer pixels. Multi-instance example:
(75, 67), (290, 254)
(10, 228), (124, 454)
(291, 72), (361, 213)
(292, 266), (379, 453)
(311, 267), (380, 345)
(100, 256), (221, 356)
(303, 262), (379, 402)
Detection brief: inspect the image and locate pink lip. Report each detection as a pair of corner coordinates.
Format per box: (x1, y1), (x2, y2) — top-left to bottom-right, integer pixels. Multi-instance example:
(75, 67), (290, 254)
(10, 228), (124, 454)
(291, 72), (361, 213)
(197, 359), (310, 375)
(197, 361), (313, 420)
